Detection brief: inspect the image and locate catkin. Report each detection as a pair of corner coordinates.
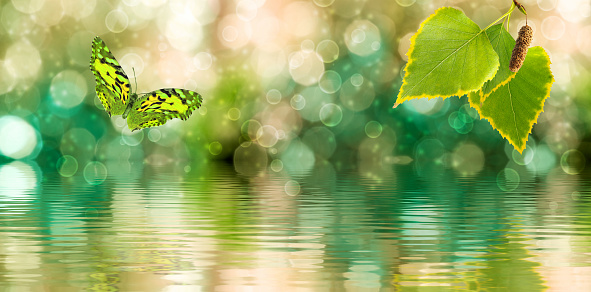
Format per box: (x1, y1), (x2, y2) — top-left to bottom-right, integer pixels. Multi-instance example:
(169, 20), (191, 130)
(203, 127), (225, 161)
(509, 25), (533, 73)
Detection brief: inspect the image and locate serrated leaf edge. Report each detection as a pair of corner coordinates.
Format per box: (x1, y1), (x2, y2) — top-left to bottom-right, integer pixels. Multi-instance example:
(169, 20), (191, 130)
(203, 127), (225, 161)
(396, 7), (499, 104)
(471, 47), (554, 154)
(481, 25), (517, 102)
(479, 73), (516, 102)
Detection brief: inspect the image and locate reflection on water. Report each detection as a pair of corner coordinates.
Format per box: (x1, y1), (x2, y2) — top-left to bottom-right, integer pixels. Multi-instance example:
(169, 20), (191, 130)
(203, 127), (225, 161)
(1, 160), (590, 291)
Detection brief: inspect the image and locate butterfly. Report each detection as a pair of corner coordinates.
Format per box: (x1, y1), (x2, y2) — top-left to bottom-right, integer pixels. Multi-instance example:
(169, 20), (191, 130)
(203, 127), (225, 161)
(89, 36), (202, 131)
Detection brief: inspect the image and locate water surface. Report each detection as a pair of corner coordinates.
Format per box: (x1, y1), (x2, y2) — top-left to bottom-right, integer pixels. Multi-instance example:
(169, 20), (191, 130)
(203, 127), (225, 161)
(1, 160), (589, 291)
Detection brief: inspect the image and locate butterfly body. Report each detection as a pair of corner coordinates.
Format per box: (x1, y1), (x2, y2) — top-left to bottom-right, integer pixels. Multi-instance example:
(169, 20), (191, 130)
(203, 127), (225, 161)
(90, 36), (202, 131)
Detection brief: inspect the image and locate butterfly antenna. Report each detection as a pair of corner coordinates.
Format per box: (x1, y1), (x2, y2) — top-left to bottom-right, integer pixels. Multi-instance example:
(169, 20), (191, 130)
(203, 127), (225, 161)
(132, 67), (138, 93)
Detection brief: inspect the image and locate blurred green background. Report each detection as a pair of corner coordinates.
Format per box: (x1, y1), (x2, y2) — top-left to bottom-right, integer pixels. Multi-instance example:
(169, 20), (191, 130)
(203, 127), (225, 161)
(2, 1), (591, 290)
(0, 0), (588, 176)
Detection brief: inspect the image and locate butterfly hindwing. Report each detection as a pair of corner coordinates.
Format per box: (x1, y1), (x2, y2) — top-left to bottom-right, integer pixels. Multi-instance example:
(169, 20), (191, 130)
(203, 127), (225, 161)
(126, 88), (203, 131)
(89, 36), (131, 116)
(90, 37), (203, 130)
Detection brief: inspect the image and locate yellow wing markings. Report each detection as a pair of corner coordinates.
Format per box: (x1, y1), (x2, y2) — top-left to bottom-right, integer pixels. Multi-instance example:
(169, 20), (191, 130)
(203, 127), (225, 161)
(136, 89), (193, 114)
(91, 37), (203, 131)
(90, 36), (131, 104)
(93, 60), (130, 97)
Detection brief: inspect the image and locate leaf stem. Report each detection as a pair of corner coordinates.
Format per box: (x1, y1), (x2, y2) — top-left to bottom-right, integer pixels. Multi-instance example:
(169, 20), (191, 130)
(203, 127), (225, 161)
(483, 4), (516, 31)
(506, 3), (513, 30)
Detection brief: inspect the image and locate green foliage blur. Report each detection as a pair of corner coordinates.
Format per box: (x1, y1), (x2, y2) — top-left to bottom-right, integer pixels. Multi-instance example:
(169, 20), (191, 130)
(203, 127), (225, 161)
(0, 0), (587, 177)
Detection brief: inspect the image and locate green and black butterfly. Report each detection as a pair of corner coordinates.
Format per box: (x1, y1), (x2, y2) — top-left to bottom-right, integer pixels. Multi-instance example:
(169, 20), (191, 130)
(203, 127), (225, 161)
(90, 36), (202, 131)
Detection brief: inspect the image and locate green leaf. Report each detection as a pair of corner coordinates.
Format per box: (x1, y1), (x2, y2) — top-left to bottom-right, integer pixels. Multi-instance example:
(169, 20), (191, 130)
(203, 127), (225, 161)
(481, 24), (516, 101)
(396, 7), (499, 104)
(469, 47), (554, 153)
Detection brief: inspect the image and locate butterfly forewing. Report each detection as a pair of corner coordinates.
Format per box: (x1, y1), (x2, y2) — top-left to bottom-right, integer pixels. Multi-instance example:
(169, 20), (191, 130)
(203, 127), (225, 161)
(89, 36), (131, 116)
(126, 88), (202, 131)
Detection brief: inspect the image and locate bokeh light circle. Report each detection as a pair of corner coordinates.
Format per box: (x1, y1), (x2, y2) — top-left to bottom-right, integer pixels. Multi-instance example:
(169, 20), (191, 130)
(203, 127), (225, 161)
(560, 149), (585, 175)
(105, 9), (129, 33)
(57, 155), (78, 177)
(62, 0), (97, 19)
(351, 73), (364, 86)
(12, 0), (44, 13)
(0, 116), (39, 160)
(352, 28), (366, 43)
(168, 0), (220, 26)
(32, 0), (64, 26)
(256, 125), (279, 148)
(451, 143), (485, 176)
(121, 128), (144, 146)
(319, 103), (343, 127)
(236, 0), (258, 21)
(512, 147), (535, 166)
(266, 89), (282, 104)
(541, 16), (565, 40)
(538, 0), (558, 11)
(222, 26), (238, 41)
(301, 39), (315, 52)
(50, 70), (87, 109)
(448, 111), (474, 134)
(403, 98), (444, 115)
(339, 78), (375, 111)
(218, 15), (252, 49)
(319, 70), (342, 94)
(283, 2), (319, 37)
(557, 0), (589, 23)
(345, 20), (381, 57)
(292, 86), (330, 123)
(209, 141), (223, 155)
(83, 161), (108, 185)
(576, 25), (591, 57)
(497, 168), (520, 191)
(396, 0), (416, 7)
(164, 13), (205, 52)
(365, 121), (383, 138)
(270, 159), (284, 172)
(234, 142), (268, 176)
(148, 129), (162, 142)
(290, 94), (306, 110)
(529, 144), (557, 174)
(313, 0), (335, 7)
(5, 41), (41, 79)
(289, 51), (325, 85)
(281, 139), (315, 174)
(193, 52), (213, 70)
(316, 39), (340, 63)
(241, 119), (262, 141)
(120, 53), (145, 77)
(285, 180), (301, 196)
(0, 61), (16, 95)
(228, 108), (241, 121)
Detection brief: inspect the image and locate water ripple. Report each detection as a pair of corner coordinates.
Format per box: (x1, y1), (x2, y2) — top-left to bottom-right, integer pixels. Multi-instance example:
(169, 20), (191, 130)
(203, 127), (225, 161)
(1, 162), (591, 290)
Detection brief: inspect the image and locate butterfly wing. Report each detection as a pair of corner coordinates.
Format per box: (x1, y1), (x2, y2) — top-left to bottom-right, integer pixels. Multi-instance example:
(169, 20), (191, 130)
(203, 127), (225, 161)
(89, 36), (131, 116)
(126, 88), (203, 131)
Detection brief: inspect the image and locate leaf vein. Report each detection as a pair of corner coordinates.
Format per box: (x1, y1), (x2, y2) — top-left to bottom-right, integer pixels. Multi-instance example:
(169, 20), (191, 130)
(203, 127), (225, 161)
(424, 24), (475, 35)
(507, 83), (520, 140)
(417, 38), (467, 41)
(440, 12), (475, 30)
(403, 30), (484, 98)
(414, 48), (458, 54)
